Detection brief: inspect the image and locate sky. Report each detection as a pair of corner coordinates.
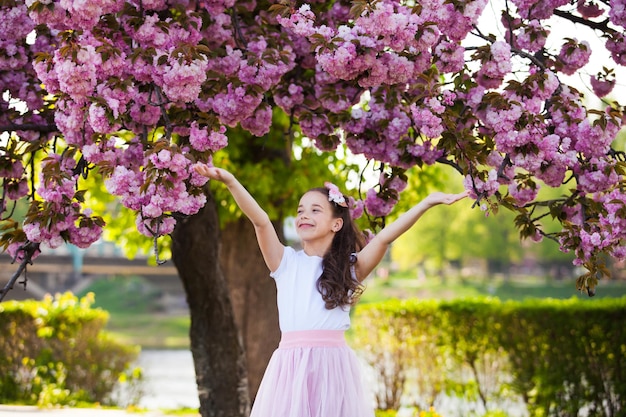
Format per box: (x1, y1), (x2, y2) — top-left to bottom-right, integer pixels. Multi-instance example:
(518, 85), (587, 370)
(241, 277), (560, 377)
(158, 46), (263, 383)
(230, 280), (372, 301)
(477, 0), (626, 103)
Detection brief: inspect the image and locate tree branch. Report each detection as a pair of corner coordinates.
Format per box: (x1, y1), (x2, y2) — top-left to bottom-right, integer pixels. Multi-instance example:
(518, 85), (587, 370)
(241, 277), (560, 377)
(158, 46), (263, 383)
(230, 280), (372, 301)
(436, 156), (464, 175)
(0, 241), (41, 303)
(230, 7), (248, 49)
(552, 9), (612, 32)
(0, 124), (58, 133)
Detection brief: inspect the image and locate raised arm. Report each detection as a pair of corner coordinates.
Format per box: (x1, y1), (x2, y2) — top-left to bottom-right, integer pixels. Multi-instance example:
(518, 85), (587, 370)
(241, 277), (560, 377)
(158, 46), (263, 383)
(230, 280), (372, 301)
(194, 165), (284, 272)
(354, 190), (469, 281)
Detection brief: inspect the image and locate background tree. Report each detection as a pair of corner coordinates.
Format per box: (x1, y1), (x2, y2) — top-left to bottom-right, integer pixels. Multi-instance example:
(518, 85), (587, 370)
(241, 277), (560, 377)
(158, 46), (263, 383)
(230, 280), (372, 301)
(460, 203), (524, 278)
(390, 165), (466, 282)
(1, 0), (625, 416)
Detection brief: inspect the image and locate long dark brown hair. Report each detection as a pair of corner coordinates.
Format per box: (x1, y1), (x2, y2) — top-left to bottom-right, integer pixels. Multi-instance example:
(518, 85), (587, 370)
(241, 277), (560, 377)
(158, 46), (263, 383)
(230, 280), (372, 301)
(309, 188), (366, 309)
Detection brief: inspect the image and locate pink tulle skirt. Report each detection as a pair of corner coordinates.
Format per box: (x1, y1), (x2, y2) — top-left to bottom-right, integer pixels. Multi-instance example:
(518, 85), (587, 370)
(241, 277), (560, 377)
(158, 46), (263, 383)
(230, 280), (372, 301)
(250, 329), (375, 417)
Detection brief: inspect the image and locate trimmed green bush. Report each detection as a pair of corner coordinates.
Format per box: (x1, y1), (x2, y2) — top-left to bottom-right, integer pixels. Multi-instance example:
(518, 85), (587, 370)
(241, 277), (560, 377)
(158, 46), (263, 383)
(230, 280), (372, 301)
(351, 297), (626, 417)
(0, 292), (141, 407)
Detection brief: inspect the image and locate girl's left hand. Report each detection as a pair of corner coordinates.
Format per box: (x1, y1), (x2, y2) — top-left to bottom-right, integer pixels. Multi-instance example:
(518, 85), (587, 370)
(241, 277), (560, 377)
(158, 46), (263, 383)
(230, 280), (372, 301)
(425, 190), (471, 206)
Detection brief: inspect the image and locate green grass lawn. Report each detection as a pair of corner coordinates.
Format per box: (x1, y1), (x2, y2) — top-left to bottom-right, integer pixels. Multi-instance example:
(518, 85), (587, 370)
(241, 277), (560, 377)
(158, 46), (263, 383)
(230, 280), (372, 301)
(81, 273), (626, 349)
(78, 276), (191, 349)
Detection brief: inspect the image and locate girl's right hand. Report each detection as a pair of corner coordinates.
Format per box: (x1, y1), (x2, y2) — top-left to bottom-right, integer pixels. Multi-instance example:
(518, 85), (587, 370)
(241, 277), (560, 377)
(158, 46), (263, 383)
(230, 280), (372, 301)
(194, 165), (235, 185)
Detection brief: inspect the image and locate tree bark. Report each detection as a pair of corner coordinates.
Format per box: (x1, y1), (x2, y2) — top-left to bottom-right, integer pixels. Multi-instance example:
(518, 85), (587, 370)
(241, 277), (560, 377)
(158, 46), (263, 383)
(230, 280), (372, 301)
(220, 218), (281, 401)
(171, 191), (250, 417)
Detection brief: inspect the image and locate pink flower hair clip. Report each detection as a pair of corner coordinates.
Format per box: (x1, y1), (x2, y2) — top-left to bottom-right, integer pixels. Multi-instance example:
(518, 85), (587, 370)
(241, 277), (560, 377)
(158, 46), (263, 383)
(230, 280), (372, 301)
(324, 182), (348, 208)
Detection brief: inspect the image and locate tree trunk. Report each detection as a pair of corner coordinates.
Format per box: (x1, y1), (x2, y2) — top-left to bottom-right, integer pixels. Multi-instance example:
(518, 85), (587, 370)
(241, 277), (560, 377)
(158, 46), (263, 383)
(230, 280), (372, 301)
(171, 191), (250, 417)
(220, 218), (281, 401)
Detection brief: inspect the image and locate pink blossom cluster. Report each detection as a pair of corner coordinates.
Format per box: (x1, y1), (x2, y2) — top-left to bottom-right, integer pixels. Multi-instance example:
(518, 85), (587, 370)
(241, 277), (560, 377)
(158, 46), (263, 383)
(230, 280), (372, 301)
(473, 66), (622, 207)
(9, 0), (299, 251)
(0, 157), (28, 201)
(23, 155), (103, 250)
(0, 3), (34, 72)
(209, 85), (264, 128)
(433, 40), (465, 73)
(277, 0), (490, 90)
(559, 188), (626, 265)
(557, 39), (592, 75)
(364, 172), (408, 217)
(341, 89), (449, 168)
(6, 241), (42, 263)
(605, 32), (626, 65)
(464, 169), (500, 201)
(590, 73), (616, 97)
(476, 41), (512, 88)
(609, 0), (626, 27)
(364, 188), (397, 217)
(2, 0), (626, 286)
(274, 83), (305, 113)
(105, 146), (209, 237)
(189, 122), (228, 152)
(576, 157), (620, 194)
(510, 0), (570, 20)
(25, 0), (124, 31)
(161, 57), (209, 103)
(348, 197), (365, 220)
(509, 19), (549, 53)
(577, 0), (604, 18)
(276, 5), (318, 38)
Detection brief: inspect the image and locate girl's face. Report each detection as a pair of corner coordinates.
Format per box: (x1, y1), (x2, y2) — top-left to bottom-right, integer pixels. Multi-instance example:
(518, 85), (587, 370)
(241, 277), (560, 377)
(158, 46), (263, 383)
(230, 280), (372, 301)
(295, 191), (343, 242)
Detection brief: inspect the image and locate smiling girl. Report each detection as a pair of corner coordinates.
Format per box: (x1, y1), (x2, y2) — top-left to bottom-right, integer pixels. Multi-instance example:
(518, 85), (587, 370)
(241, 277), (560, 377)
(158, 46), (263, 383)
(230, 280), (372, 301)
(194, 164), (468, 417)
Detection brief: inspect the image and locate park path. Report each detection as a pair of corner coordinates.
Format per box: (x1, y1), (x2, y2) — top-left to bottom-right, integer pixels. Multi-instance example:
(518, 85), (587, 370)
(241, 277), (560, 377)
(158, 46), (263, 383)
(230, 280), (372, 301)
(0, 405), (195, 417)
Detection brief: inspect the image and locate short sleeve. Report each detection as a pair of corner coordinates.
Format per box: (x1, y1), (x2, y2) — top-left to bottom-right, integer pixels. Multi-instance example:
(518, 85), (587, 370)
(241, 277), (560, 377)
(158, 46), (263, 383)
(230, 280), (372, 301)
(270, 246), (295, 281)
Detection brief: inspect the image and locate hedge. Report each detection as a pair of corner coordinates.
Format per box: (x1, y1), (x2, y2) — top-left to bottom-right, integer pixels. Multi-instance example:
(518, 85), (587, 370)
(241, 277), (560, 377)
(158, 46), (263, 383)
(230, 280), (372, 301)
(0, 292), (141, 407)
(351, 297), (626, 417)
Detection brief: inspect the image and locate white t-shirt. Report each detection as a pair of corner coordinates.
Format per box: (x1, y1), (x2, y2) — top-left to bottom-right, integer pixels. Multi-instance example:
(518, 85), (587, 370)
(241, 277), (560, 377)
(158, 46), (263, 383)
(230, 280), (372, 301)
(271, 246), (351, 332)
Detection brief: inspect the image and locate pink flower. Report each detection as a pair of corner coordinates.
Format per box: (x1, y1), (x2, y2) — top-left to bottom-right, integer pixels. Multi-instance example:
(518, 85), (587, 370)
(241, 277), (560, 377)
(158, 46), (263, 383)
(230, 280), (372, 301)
(88, 103), (121, 134)
(240, 104), (273, 137)
(189, 122), (212, 152)
(513, 20), (549, 52)
(212, 84), (263, 127)
(161, 57), (208, 103)
(189, 163), (211, 187)
(605, 32), (626, 65)
(609, 0), (626, 27)
(53, 45), (100, 101)
(558, 39), (591, 75)
(276, 4), (318, 37)
(476, 41), (511, 89)
(5, 178), (29, 200)
(464, 169), (500, 199)
(577, 0), (604, 18)
(7, 241), (41, 262)
(434, 40), (465, 73)
(364, 188), (397, 217)
(69, 220), (103, 248)
(136, 215), (176, 237)
(324, 182), (348, 207)
(590, 74), (615, 97)
(509, 181), (539, 206)
(348, 197), (364, 219)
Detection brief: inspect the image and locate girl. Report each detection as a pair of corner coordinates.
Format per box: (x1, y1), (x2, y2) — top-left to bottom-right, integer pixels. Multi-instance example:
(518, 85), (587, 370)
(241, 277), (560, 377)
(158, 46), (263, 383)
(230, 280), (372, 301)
(194, 164), (469, 417)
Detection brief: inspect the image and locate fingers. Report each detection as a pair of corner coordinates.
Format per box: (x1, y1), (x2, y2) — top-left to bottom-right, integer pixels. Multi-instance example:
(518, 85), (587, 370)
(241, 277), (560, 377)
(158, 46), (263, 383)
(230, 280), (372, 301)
(194, 164), (218, 179)
(448, 190), (470, 204)
(193, 165), (234, 185)
(455, 190), (471, 201)
(432, 190), (470, 205)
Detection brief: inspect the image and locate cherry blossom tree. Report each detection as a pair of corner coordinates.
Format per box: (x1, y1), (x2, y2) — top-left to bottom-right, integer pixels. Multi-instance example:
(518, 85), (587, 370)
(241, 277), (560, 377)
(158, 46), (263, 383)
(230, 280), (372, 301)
(1, 0), (625, 415)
